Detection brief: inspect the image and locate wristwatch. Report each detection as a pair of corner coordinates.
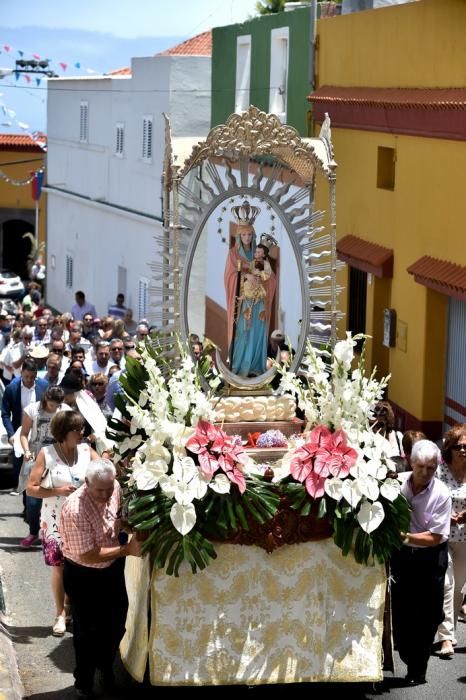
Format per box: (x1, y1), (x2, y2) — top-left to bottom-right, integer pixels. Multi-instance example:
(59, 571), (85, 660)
(403, 534), (410, 545)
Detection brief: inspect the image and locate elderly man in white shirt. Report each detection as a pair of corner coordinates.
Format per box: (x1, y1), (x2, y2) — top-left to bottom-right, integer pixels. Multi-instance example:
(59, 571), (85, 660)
(391, 439), (451, 686)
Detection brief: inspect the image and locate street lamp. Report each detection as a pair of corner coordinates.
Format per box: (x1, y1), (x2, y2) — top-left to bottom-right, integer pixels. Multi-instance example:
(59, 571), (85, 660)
(14, 58), (58, 78)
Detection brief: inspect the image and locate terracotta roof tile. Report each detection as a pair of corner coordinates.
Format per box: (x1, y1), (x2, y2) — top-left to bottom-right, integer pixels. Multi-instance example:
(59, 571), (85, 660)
(157, 30), (212, 57)
(0, 133), (47, 151)
(408, 256), (466, 301)
(108, 30), (212, 77)
(337, 234), (393, 278)
(308, 86), (466, 110)
(107, 67), (131, 76)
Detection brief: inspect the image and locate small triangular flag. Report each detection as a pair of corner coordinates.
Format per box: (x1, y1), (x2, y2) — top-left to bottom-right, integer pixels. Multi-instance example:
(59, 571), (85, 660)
(14, 71), (19, 81)
(24, 74), (31, 83)
(32, 53), (41, 59)
(35, 78), (41, 87)
(75, 62), (81, 69)
(18, 49), (24, 57)
(59, 62), (67, 71)
(3, 45), (11, 52)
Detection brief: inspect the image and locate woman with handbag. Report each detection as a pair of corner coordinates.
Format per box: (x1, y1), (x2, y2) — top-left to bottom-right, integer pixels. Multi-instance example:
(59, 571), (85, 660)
(18, 386), (69, 548)
(27, 410), (99, 636)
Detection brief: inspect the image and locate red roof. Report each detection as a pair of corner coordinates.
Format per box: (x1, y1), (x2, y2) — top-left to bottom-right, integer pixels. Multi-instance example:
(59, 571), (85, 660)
(157, 30), (212, 56)
(0, 133), (46, 152)
(107, 66), (131, 76)
(308, 86), (466, 109)
(337, 234), (393, 278)
(408, 256), (466, 302)
(108, 30), (212, 77)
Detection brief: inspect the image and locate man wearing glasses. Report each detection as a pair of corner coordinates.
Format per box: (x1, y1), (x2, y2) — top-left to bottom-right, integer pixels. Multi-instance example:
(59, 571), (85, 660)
(33, 318), (51, 346)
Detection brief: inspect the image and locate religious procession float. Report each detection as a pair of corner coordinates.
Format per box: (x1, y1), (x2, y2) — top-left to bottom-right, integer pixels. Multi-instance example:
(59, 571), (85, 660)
(108, 107), (410, 686)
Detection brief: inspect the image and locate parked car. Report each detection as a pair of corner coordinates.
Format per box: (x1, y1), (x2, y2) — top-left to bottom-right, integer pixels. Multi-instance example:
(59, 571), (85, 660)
(0, 298), (18, 315)
(0, 380), (13, 478)
(0, 270), (25, 299)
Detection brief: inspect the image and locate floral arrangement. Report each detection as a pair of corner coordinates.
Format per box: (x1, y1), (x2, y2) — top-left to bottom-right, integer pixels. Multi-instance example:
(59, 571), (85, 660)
(108, 338), (279, 576)
(274, 333), (410, 564)
(108, 333), (410, 575)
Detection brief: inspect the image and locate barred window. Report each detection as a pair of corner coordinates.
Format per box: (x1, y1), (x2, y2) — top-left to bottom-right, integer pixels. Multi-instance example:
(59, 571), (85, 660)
(138, 277), (149, 319)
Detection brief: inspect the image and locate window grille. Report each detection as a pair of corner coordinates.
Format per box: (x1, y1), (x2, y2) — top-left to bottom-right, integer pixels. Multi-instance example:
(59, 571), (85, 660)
(79, 101), (89, 142)
(65, 255), (74, 288)
(116, 123), (124, 156)
(142, 116), (153, 161)
(138, 277), (149, 319)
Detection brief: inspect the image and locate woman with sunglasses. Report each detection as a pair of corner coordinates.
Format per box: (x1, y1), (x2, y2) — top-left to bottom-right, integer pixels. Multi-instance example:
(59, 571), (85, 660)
(27, 410), (98, 637)
(436, 424), (466, 657)
(88, 372), (111, 419)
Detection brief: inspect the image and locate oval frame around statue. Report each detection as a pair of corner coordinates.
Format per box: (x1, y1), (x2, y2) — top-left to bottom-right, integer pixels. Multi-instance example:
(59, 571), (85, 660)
(180, 185), (308, 390)
(159, 106), (339, 391)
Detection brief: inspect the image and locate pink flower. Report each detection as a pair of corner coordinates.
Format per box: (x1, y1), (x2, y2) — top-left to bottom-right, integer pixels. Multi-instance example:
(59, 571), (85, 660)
(290, 425), (358, 498)
(185, 421), (248, 493)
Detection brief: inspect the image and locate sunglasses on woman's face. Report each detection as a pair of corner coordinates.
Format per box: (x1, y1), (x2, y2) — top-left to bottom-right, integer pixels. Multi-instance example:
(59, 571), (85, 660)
(451, 444), (466, 452)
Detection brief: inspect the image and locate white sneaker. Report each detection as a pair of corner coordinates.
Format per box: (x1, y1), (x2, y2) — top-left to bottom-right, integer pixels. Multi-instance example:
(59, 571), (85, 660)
(9, 490), (19, 496)
(52, 615), (66, 636)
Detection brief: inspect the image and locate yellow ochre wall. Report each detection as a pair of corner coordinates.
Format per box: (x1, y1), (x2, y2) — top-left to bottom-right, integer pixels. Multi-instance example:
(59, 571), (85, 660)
(317, 0), (466, 89)
(314, 0), (466, 430)
(0, 148), (46, 243)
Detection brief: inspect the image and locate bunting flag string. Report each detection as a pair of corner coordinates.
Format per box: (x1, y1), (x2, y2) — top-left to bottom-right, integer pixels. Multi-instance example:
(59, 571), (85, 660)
(0, 168), (43, 187)
(0, 96), (47, 151)
(0, 40), (101, 78)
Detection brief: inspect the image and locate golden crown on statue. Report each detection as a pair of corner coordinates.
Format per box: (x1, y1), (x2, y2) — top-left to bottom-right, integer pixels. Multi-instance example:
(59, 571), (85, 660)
(231, 200), (260, 227)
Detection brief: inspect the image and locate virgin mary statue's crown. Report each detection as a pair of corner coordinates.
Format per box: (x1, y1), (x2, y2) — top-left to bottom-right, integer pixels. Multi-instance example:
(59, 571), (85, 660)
(231, 200), (260, 227)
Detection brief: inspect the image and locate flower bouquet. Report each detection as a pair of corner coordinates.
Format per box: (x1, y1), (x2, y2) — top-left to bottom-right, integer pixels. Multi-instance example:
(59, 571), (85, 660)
(108, 337), (280, 576)
(275, 334), (411, 564)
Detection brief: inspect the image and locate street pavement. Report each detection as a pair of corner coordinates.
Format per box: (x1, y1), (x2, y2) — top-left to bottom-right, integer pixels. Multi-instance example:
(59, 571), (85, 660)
(1, 482), (466, 699)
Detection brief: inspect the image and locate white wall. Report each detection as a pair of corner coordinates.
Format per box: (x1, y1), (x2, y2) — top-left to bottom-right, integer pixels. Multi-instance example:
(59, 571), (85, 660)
(46, 53), (211, 316)
(46, 190), (162, 318)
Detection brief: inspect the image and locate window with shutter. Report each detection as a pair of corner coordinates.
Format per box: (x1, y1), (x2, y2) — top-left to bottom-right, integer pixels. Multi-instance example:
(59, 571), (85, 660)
(142, 116), (153, 162)
(138, 277), (149, 318)
(269, 28), (289, 123)
(235, 36), (251, 113)
(116, 123), (124, 156)
(79, 101), (89, 142)
(66, 255), (74, 288)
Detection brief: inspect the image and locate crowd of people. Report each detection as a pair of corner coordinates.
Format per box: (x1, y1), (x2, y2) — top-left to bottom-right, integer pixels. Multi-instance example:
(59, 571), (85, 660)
(2, 285), (466, 695)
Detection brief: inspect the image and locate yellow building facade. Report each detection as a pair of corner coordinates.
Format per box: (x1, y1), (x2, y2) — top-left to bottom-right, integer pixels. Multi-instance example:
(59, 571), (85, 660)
(310, 0), (466, 437)
(0, 134), (46, 279)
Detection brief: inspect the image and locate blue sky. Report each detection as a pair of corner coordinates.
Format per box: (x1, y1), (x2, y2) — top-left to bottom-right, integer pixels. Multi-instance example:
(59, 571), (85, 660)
(0, 0), (256, 134)
(1, 0), (256, 39)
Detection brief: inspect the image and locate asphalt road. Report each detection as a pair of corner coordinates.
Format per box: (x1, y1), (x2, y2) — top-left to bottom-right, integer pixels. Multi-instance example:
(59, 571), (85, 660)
(1, 481), (466, 699)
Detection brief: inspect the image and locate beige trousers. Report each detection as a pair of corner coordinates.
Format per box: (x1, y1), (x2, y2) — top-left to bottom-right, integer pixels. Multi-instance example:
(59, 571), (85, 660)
(438, 541), (466, 641)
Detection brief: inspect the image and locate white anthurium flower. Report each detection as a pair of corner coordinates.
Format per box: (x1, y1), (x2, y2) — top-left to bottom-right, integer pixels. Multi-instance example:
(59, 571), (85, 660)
(170, 501), (196, 535)
(142, 441), (171, 463)
(357, 500), (385, 533)
(355, 474), (379, 501)
(380, 478), (401, 502)
(324, 477), (344, 501)
(171, 457), (209, 504)
(118, 434), (144, 454)
(132, 465), (160, 491)
(342, 479), (363, 508)
(158, 474), (177, 500)
(209, 474), (231, 494)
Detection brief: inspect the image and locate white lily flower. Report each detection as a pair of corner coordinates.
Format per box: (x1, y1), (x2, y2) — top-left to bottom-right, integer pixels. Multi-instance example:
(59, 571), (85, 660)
(170, 502), (196, 535)
(380, 478), (401, 502)
(118, 434), (144, 454)
(209, 474), (231, 494)
(357, 500), (385, 533)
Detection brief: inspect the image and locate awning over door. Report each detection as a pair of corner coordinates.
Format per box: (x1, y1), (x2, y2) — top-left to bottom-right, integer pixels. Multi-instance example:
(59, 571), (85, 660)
(407, 256), (466, 302)
(337, 234), (393, 278)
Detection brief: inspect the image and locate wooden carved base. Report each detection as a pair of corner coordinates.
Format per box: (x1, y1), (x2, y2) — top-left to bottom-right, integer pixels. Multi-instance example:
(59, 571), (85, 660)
(216, 496), (333, 554)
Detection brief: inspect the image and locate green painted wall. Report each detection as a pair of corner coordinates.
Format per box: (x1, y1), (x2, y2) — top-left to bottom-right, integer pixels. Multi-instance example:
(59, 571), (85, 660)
(212, 7), (313, 134)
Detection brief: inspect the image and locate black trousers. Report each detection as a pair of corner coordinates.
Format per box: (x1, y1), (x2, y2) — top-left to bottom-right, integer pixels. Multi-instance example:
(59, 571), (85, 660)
(390, 541), (448, 678)
(63, 557), (128, 692)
